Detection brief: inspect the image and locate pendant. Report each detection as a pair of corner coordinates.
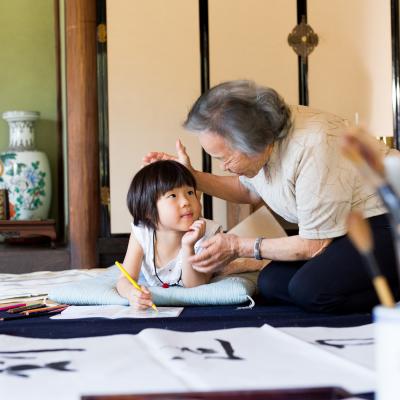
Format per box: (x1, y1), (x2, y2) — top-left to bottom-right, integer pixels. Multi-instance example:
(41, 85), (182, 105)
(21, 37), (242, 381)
(162, 283), (169, 289)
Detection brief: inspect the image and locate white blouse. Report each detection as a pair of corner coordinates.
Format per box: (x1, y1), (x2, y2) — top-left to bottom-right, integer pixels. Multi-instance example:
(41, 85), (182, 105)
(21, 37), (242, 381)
(240, 105), (393, 239)
(131, 218), (221, 287)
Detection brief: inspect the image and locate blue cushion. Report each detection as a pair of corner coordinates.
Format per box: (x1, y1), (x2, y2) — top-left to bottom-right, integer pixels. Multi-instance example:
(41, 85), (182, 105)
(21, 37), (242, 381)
(48, 265), (257, 306)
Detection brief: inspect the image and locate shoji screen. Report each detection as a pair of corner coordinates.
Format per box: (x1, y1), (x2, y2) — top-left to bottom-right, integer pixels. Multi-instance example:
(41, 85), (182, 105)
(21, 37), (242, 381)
(107, 0), (202, 233)
(308, 0), (393, 136)
(209, 0), (298, 228)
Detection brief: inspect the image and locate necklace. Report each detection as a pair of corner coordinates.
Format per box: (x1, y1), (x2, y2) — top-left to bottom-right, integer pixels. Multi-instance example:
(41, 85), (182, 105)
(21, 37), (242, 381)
(152, 231), (182, 288)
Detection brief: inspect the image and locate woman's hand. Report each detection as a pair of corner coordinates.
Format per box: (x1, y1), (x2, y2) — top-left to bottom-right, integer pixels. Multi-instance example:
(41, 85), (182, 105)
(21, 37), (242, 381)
(188, 233), (240, 273)
(143, 139), (195, 174)
(182, 219), (206, 248)
(127, 285), (154, 310)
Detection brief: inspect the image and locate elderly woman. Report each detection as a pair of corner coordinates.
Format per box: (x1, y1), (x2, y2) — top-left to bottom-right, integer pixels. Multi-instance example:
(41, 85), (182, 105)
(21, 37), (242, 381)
(145, 80), (399, 313)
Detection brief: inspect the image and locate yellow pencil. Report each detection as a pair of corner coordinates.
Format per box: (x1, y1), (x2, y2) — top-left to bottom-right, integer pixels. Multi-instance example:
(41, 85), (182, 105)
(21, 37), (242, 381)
(115, 261), (158, 312)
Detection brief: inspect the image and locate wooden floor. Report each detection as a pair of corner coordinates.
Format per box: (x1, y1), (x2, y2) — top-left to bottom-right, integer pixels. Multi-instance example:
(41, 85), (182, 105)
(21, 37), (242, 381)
(0, 236), (129, 273)
(0, 243), (70, 274)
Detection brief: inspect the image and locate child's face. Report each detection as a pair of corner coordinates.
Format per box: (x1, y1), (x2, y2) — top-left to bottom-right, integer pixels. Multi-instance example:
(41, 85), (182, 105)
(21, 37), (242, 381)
(156, 185), (201, 232)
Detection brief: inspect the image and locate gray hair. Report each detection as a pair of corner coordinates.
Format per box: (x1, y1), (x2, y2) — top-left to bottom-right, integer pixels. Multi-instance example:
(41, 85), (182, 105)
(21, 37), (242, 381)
(183, 80), (292, 155)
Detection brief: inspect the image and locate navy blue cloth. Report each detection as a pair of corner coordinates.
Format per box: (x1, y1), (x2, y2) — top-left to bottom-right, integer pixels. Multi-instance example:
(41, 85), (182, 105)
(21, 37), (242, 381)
(258, 214), (400, 313)
(0, 299), (371, 339)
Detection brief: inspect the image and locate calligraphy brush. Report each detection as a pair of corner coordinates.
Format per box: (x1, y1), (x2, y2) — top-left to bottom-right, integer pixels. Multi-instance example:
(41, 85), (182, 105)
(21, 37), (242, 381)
(347, 211), (395, 307)
(384, 155), (400, 197)
(341, 127), (400, 284)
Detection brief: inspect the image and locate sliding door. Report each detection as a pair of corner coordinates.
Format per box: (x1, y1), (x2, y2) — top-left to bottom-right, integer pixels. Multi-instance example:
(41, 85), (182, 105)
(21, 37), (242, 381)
(209, 0), (298, 228)
(107, 0), (202, 233)
(308, 0), (393, 136)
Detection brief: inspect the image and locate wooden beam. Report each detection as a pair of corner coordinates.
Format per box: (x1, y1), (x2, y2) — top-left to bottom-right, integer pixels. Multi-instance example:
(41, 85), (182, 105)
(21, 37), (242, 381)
(66, 0), (99, 268)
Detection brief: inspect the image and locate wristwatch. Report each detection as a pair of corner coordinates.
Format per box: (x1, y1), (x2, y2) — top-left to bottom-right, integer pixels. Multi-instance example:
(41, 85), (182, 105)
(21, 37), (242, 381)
(254, 237), (265, 260)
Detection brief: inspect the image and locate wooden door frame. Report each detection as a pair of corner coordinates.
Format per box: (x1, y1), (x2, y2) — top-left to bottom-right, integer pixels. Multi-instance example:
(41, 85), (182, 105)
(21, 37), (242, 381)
(65, 0), (100, 268)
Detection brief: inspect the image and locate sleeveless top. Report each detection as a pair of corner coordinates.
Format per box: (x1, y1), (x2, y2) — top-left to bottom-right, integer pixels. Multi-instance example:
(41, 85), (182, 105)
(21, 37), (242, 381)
(131, 218), (221, 287)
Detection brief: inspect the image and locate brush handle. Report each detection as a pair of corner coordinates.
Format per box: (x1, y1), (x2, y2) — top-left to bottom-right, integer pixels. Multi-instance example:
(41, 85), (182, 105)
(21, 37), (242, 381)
(377, 185), (400, 224)
(364, 253), (380, 277)
(372, 276), (396, 307)
(377, 184), (400, 289)
(363, 252), (396, 307)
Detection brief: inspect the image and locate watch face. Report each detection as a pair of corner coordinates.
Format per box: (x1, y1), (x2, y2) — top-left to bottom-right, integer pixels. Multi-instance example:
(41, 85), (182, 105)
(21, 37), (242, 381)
(254, 237), (264, 260)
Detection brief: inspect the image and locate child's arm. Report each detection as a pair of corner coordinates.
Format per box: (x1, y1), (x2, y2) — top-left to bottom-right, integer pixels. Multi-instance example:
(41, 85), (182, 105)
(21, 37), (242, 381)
(181, 219), (213, 287)
(116, 232), (153, 310)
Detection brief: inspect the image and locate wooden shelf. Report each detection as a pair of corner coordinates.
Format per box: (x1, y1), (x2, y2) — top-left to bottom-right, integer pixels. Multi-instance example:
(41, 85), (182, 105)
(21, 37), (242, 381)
(0, 219), (57, 245)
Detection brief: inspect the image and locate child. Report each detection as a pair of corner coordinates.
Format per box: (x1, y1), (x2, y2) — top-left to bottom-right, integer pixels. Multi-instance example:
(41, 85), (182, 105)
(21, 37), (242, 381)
(117, 160), (221, 309)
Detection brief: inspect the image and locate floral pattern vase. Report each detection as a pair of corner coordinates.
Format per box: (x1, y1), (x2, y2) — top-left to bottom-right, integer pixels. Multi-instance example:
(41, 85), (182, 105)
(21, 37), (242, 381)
(0, 111), (51, 220)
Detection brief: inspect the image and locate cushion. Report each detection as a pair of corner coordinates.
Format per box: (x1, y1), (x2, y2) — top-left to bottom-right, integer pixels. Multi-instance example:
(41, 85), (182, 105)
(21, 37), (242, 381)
(48, 206), (288, 307)
(48, 265), (258, 306)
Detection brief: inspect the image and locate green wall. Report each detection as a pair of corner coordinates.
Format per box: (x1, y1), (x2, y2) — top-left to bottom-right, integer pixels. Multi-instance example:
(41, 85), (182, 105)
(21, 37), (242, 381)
(0, 0), (59, 220)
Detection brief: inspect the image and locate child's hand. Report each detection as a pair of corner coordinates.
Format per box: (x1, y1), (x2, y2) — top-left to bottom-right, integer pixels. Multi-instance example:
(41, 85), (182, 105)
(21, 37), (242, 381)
(127, 285), (153, 310)
(182, 219), (206, 247)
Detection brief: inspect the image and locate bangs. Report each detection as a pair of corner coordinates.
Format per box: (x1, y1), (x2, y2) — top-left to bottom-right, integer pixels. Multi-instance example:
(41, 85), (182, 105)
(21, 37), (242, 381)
(153, 161), (197, 198)
(127, 160), (197, 230)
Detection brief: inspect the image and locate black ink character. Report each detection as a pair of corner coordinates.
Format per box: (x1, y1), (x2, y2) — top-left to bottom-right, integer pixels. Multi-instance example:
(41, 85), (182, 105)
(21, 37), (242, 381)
(0, 348), (84, 355)
(316, 338), (374, 349)
(170, 338), (243, 361)
(0, 360), (76, 378)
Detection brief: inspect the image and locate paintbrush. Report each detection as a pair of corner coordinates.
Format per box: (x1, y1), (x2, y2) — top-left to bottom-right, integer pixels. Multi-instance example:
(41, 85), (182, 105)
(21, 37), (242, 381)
(347, 211), (395, 307)
(384, 154), (400, 197)
(341, 127), (400, 284)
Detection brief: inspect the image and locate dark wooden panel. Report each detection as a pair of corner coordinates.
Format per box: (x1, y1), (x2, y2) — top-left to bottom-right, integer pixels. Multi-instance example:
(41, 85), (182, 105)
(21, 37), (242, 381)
(82, 386), (351, 400)
(98, 236), (129, 267)
(66, 0), (100, 268)
(53, 0), (66, 241)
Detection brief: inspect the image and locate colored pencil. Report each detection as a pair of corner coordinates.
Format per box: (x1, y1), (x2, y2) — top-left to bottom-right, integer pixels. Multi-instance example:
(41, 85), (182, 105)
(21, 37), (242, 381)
(0, 303), (26, 312)
(115, 261), (158, 312)
(0, 306), (68, 321)
(7, 303), (46, 314)
(0, 293), (48, 303)
(23, 304), (69, 315)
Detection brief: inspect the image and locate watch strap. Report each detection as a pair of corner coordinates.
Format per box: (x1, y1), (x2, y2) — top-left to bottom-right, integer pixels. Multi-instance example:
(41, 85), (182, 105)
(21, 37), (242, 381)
(254, 237), (265, 260)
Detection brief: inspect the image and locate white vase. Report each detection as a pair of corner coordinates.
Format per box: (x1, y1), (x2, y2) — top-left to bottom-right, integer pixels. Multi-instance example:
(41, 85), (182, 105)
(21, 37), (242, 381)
(0, 111), (51, 220)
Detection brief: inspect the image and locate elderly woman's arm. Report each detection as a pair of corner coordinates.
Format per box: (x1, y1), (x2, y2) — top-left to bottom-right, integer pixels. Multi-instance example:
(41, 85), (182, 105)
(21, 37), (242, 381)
(238, 235), (332, 261)
(189, 233), (332, 273)
(194, 172), (261, 205)
(144, 139), (261, 205)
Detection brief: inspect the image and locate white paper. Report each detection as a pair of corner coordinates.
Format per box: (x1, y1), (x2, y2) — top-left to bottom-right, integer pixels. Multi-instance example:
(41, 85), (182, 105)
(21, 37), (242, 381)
(139, 325), (374, 393)
(280, 324), (374, 370)
(50, 305), (184, 319)
(0, 324), (375, 400)
(0, 334), (187, 400)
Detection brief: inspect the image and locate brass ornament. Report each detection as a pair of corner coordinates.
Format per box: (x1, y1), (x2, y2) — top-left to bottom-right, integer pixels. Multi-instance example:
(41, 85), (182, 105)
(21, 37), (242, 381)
(97, 23), (107, 43)
(377, 136), (395, 149)
(100, 186), (110, 206)
(288, 16), (319, 61)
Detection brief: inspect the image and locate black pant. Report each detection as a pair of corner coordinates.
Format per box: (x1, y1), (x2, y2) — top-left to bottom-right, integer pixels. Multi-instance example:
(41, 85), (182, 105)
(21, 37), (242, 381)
(257, 214), (400, 313)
